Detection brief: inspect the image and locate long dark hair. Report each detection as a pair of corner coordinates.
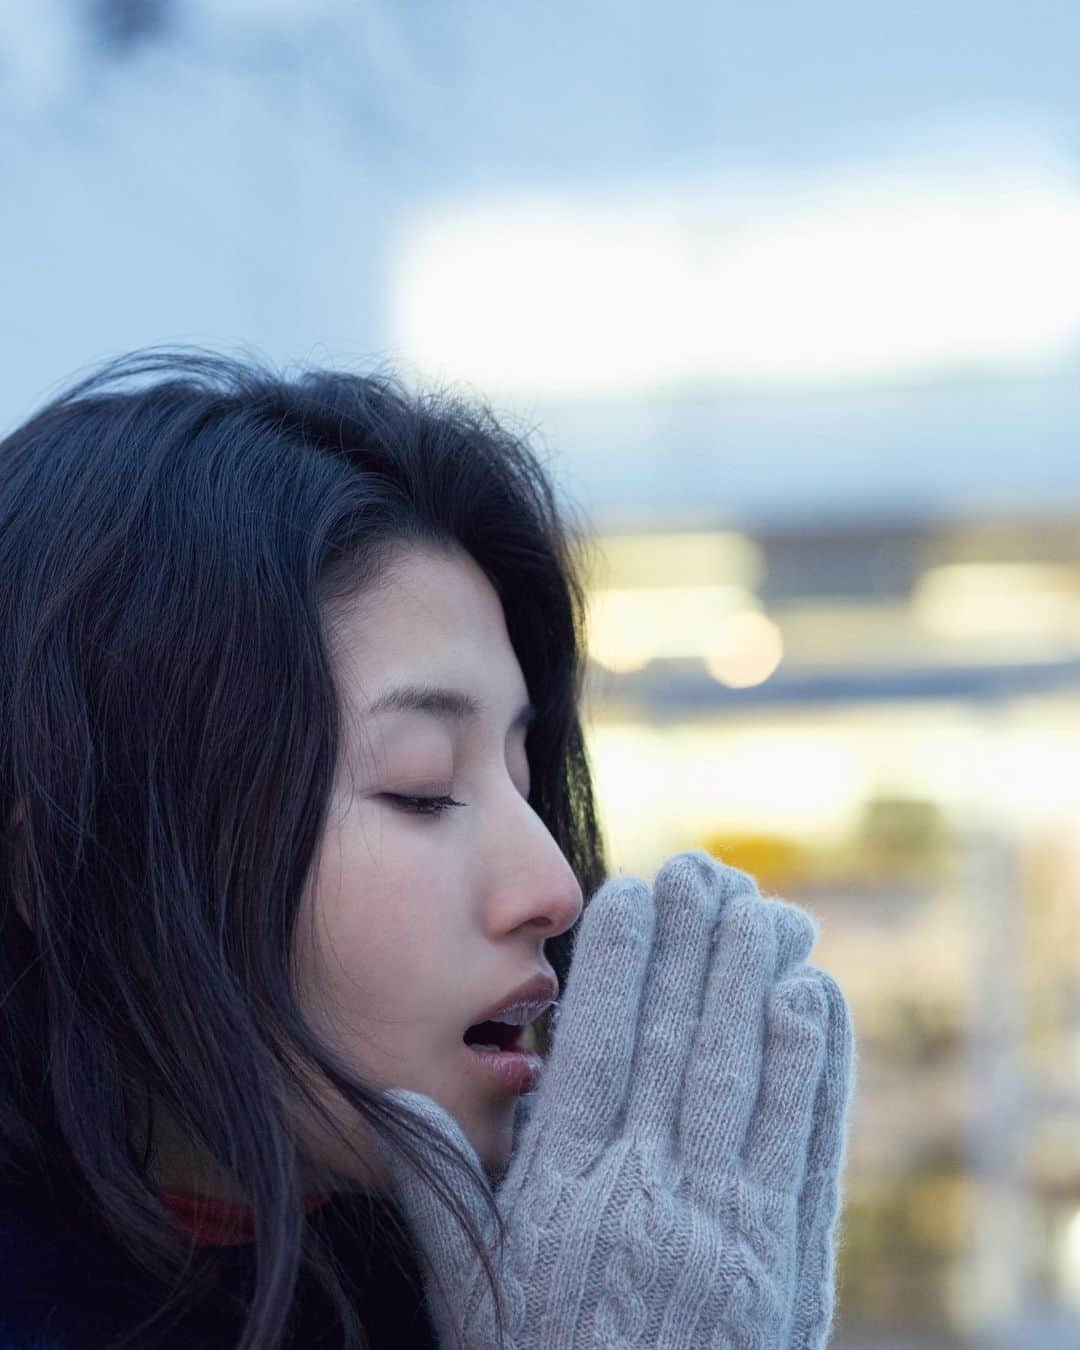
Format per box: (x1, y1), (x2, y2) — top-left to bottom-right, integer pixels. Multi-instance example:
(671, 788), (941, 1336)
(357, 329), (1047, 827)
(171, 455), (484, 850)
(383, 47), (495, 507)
(0, 350), (608, 1349)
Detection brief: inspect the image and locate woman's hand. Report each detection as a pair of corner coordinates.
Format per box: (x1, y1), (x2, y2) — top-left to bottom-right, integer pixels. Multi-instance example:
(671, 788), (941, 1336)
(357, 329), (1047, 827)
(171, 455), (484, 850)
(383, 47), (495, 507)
(380, 850), (855, 1349)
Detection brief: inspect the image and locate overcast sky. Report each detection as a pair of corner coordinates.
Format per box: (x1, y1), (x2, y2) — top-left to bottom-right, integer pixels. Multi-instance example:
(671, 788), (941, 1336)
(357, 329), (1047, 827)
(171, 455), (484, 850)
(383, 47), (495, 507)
(3, 2), (1080, 526)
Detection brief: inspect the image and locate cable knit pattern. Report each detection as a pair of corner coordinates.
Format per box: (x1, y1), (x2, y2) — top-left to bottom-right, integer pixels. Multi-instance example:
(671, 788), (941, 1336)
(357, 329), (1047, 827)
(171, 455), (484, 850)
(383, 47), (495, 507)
(380, 850), (856, 1349)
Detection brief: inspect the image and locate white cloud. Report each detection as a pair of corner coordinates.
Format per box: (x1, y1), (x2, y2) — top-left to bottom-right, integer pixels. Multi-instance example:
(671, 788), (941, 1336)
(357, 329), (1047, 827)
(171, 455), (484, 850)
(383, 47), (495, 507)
(390, 147), (1080, 397)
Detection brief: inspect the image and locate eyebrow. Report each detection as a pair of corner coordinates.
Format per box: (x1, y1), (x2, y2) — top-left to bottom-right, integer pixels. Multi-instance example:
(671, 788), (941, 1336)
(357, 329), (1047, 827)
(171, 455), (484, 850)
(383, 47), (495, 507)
(365, 683), (537, 733)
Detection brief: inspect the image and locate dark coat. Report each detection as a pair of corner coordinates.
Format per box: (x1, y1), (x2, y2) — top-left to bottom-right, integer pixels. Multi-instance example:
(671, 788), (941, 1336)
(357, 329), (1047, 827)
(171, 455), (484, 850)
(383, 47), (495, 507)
(0, 1185), (439, 1349)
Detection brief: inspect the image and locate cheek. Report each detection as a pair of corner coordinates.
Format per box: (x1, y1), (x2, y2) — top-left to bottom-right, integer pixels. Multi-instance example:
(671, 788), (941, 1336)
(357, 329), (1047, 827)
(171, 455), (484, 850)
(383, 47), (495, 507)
(295, 828), (449, 1064)
(313, 860), (433, 987)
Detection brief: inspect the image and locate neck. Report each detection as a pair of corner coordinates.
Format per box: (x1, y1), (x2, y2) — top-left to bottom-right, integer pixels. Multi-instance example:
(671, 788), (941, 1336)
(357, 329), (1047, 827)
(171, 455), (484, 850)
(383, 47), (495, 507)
(132, 1098), (329, 1204)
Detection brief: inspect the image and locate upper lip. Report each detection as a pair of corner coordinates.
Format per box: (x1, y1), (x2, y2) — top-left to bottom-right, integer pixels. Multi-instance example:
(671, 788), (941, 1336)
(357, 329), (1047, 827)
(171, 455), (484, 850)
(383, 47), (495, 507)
(468, 972), (559, 1028)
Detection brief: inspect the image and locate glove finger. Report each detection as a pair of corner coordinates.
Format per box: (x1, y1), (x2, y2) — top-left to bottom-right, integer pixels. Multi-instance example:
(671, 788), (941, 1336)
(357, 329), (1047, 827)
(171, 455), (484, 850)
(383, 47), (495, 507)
(762, 895), (819, 978)
(529, 871), (657, 1176)
(702, 854), (818, 981)
(740, 972), (828, 1197)
(623, 851), (737, 1144)
(376, 1087), (493, 1324)
(679, 895), (778, 1192)
(789, 970), (857, 1350)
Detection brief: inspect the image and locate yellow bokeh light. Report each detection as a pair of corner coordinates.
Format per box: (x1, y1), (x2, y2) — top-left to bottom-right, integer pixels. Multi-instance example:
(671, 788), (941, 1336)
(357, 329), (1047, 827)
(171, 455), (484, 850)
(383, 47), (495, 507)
(1059, 1209), (1080, 1309)
(912, 562), (1080, 638)
(587, 584), (760, 670)
(704, 612), (784, 688)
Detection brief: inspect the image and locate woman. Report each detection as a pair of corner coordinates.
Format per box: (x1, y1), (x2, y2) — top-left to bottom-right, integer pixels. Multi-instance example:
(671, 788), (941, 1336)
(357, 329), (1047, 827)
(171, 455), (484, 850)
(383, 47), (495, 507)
(0, 351), (855, 1349)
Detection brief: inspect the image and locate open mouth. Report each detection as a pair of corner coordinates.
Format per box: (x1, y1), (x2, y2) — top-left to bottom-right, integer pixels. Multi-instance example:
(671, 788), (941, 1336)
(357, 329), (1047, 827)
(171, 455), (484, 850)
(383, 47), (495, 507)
(461, 1020), (546, 1095)
(463, 1020), (526, 1054)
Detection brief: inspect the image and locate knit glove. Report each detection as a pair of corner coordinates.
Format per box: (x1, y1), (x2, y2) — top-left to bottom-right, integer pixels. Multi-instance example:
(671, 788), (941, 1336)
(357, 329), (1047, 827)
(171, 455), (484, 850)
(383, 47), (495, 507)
(511, 865), (856, 1349)
(380, 850), (855, 1349)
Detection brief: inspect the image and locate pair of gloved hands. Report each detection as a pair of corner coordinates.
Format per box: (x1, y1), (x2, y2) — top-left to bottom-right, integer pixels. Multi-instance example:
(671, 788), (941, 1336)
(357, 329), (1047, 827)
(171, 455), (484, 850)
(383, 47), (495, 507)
(379, 850), (857, 1349)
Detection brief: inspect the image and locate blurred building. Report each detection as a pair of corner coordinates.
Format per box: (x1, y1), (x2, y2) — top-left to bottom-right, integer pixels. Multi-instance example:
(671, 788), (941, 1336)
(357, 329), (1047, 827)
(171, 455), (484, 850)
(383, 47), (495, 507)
(578, 516), (1080, 1347)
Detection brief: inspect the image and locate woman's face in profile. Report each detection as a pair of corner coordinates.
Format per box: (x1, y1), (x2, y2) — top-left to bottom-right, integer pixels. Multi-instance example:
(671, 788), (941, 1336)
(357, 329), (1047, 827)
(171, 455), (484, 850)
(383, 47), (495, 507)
(293, 545), (583, 1188)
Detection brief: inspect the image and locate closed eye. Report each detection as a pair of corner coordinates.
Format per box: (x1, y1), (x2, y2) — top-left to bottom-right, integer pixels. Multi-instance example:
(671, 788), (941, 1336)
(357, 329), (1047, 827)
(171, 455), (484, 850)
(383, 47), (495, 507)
(383, 793), (467, 817)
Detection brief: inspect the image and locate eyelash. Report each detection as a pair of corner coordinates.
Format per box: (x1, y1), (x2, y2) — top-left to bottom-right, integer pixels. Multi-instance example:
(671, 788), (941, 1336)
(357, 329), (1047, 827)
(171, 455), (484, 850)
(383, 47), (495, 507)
(385, 793), (467, 817)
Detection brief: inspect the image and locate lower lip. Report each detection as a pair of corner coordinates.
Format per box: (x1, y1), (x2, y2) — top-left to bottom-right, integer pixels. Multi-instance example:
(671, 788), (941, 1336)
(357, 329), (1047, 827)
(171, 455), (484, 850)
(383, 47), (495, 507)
(464, 1043), (545, 1095)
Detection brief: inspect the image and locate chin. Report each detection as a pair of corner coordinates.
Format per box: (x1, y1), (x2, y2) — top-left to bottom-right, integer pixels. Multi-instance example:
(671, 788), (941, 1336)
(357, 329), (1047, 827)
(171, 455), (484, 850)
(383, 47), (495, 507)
(468, 1111), (515, 1183)
(481, 1138), (513, 1187)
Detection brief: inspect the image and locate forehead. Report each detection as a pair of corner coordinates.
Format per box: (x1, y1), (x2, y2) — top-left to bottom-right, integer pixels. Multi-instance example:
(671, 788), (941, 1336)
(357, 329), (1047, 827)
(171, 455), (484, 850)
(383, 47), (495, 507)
(327, 547), (530, 714)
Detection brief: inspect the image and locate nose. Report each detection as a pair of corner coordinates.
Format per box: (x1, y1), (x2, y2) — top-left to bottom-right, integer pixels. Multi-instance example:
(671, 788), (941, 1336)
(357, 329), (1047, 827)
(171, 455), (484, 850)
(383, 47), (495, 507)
(493, 803), (583, 942)
(527, 858), (583, 942)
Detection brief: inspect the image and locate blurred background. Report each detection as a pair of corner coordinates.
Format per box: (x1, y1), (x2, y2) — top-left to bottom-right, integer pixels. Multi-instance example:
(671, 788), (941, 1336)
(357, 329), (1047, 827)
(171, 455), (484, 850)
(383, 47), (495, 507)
(4, 2), (1080, 1345)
